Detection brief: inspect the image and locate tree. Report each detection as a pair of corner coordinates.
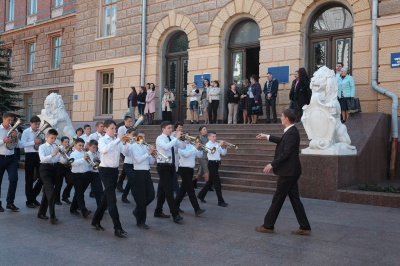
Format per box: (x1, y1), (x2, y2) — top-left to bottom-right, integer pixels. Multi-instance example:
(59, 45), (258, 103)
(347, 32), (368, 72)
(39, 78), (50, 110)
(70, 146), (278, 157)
(0, 36), (23, 118)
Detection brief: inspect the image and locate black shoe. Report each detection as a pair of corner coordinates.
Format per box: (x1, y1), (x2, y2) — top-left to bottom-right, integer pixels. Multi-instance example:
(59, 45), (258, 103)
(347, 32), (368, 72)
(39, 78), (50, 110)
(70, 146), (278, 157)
(33, 200), (41, 206)
(91, 222), (105, 231)
(50, 216), (59, 224)
(193, 179), (198, 189)
(38, 214), (49, 220)
(89, 191), (95, 198)
(178, 208), (184, 213)
(197, 196), (206, 203)
(70, 209), (80, 215)
(62, 198), (72, 204)
(266, 121), (271, 124)
(154, 212), (171, 218)
(116, 185), (123, 192)
(26, 202), (35, 208)
(82, 210), (92, 219)
(195, 209), (206, 217)
(173, 215), (184, 223)
(6, 203), (19, 212)
(55, 201), (62, 206)
(122, 197), (130, 203)
(137, 223), (150, 229)
(0, 202), (4, 212)
(190, 121), (194, 124)
(114, 229), (127, 238)
(196, 121), (199, 124)
(218, 202), (228, 207)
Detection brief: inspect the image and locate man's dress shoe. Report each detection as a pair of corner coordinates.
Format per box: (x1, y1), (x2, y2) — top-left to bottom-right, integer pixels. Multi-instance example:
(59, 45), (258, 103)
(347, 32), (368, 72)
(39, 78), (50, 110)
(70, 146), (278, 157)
(255, 225), (274, 233)
(154, 212), (171, 218)
(291, 229), (311, 235)
(91, 222), (105, 231)
(137, 223), (150, 229)
(26, 202), (35, 208)
(195, 209), (206, 217)
(218, 202), (228, 207)
(38, 214), (49, 220)
(173, 215), (184, 223)
(114, 229), (127, 238)
(6, 203), (19, 211)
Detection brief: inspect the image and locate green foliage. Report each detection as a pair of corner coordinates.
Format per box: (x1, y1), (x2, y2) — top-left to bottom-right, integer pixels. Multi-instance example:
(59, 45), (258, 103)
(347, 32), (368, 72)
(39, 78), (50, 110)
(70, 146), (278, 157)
(0, 36), (23, 118)
(358, 184), (400, 194)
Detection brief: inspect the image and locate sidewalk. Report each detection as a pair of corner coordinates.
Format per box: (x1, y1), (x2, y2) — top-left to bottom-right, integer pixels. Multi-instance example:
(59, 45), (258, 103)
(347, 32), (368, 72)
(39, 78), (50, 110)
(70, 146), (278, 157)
(0, 169), (399, 266)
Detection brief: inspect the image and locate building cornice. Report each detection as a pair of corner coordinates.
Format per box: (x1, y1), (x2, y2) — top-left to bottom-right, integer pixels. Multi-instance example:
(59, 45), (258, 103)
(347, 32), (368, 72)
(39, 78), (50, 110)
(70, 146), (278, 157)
(12, 82), (74, 92)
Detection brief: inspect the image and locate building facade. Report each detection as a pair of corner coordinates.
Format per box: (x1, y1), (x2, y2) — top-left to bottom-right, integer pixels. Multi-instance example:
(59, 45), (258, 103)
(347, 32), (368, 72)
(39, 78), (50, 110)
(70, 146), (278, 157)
(2, 0), (400, 123)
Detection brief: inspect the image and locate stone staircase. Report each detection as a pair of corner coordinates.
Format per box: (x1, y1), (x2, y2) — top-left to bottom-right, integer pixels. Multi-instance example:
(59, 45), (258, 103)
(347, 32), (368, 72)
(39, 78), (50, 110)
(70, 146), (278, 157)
(128, 123), (309, 194)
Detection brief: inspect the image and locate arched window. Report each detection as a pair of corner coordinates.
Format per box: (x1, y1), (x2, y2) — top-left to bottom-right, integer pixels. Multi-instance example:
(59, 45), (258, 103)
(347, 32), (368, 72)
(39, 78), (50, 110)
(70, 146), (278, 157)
(229, 20), (260, 47)
(309, 6), (353, 73)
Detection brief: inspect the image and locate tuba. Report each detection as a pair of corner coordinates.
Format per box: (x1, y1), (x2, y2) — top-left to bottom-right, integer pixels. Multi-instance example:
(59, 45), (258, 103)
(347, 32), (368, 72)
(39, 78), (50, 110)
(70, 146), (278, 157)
(132, 115), (144, 130)
(6, 118), (22, 150)
(34, 120), (52, 150)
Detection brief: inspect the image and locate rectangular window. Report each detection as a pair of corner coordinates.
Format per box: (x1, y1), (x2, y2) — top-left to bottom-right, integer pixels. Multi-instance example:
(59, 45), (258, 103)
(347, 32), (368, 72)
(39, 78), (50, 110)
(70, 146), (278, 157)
(7, 0), (15, 21)
(52, 36), (62, 69)
(28, 0), (37, 15)
(102, 0), (117, 37)
(3, 48), (12, 76)
(25, 94), (33, 120)
(53, 0), (63, 8)
(101, 72), (114, 115)
(27, 42), (36, 73)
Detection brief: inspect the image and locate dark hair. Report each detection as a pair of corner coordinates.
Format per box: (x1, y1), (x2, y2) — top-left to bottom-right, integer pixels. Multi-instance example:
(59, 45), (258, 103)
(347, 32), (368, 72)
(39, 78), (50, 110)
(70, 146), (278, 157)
(76, 127), (83, 134)
(160, 121), (172, 129)
(150, 83), (155, 91)
(126, 128), (135, 134)
(337, 62), (343, 67)
(131, 86), (135, 90)
(174, 122), (183, 130)
(146, 83), (151, 87)
(2, 113), (14, 119)
(298, 67), (309, 80)
(282, 109), (297, 123)
(88, 139), (98, 146)
(133, 130), (144, 137)
(266, 72), (272, 75)
(250, 74), (258, 82)
(140, 86), (146, 93)
(83, 124), (91, 130)
(124, 116), (132, 121)
(230, 82), (236, 87)
(30, 115), (41, 123)
(95, 121), (103, 127)
(75, 138), (85, 144)
(61, 136), (70, 142)
(213, 80), (220, 87)
(203, 79), (210, 87)
(47, 128), (58, 136)
(198, 125), (207, 132)
(104, 119), (116, 128)
(208, 132), (216, 136)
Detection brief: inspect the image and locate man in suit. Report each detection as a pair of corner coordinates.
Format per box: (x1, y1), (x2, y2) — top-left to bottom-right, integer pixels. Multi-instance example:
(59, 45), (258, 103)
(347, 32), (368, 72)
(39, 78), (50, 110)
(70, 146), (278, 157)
(255, 109), (311, 235)
(263, 72), (279, 123)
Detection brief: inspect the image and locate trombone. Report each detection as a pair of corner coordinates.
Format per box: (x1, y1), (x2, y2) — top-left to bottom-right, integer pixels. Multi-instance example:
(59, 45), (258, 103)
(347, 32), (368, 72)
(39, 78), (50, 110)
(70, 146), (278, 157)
(85, 153), (99, 170)
(136, 136), (171, 163)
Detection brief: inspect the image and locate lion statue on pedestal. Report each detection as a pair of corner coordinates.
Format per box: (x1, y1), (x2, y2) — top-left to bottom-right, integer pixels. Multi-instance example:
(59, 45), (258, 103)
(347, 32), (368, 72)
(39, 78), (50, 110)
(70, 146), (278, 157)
(38, 93), (75, 140)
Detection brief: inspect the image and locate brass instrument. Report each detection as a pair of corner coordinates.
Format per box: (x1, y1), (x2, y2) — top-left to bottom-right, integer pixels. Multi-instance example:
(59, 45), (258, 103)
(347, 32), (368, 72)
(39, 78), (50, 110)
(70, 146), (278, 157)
(132, 115), (144, 130)
(221, 141), (238, 149)
(122, 135), (136, 145)
(5, 118), (22, 150)
(186, 139), (216, 154)
(53, 144), (75, 166)
(136, 136), (171, 163)
(65, 138), (76, 155)
(180, 133), (200, 143)
(34, 120), (52, 150)
(85, 152), (99, 170)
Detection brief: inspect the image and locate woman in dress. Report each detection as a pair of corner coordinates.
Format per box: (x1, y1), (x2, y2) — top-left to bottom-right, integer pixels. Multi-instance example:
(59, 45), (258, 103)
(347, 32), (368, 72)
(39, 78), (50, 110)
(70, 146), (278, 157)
(201, 79), (211, 124)
(249, 75), (262, 124)
(240, 79), (250, 124)
(144, 83), (156, 125)
(137, 86), (147, 116)
(337, 67), (355, 123)
(207, 80), (221, 124)
(161, 87), (175, 122)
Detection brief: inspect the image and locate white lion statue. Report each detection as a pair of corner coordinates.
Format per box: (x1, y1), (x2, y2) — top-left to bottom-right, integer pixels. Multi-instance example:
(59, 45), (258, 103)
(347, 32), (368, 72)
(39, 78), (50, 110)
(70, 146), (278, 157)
(301, 66), (356, 155)
(38, 93), (75, 140)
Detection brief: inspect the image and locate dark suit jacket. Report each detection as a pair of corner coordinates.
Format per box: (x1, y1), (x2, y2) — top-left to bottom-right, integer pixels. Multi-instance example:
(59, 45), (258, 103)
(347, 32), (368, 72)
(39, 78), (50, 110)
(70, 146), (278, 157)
(269, 125), (301, 177)
(263, 78), (279, 98)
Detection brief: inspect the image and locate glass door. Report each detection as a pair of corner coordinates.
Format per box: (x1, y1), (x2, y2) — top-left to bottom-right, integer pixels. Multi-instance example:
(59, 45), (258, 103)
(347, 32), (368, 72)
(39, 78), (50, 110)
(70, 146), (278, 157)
(167, 57), (188, 122)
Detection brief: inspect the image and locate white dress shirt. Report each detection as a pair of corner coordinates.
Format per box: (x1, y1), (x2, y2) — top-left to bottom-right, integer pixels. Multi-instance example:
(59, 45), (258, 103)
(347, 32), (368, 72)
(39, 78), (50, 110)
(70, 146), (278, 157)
(206, 141), (227, 161)
(20, 127), (43, 153)
(125, 142), (155, 170)
(179, 143), (203, 168)
(155, 133), (185, 164)
(266, 124), (295, 141)
(122, 142), (134, 164)
(0, 124), (15, 155)
(98, 134), (123, 168)
(80, 133), (91, 144)
(87, 150), (99, 172)
(118, 125), (129, 135)
(89, 132), (103, 141)
(39, 142), (61, 163)
(208, 87), (221, 101)
(70, 150), (89, 173)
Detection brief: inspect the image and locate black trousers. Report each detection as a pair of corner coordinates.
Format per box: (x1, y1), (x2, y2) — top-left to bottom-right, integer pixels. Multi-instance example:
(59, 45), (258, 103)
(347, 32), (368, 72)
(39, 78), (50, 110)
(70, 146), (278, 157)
(38, 163), (59, 217)
(117, 154), (126, 187)
(70, 172), (92, 212)
(208, 100), (219, 124)
(54, 163), (66, 203)
(61, 167), (73, 200)
(176, 167), (200, 211)
(133, 170), (155, 225)
(263, 176), (311, 230)
(198, 161), (225, 203)
(92, 167), (122, 230)
(155, 164), (179, 217)
(88, 171), (103, 206)
(293, 100), (303, 122)
(122, 163), (134, 199)
(162, 110), (172, 123)
(25, 153), (42, 203)
(265, 97), (277, 123)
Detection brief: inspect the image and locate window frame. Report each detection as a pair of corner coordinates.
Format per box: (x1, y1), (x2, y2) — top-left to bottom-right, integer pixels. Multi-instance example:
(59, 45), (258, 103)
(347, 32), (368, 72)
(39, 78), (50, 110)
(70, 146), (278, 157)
(101, 0), (117, 37)
(25, 93), (33, 120)
(28, 0), (38, 15)
(100, 71), (114, 115)
(26, 41), (36, 73)
(51, 36), (62, 69)
(53, 0), (63, 8)
(7, 0), (15, 22)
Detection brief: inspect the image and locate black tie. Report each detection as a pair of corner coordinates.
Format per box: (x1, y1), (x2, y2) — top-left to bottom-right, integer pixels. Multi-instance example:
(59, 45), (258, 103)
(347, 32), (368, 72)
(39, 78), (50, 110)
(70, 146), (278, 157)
(167, 136), (175, 164)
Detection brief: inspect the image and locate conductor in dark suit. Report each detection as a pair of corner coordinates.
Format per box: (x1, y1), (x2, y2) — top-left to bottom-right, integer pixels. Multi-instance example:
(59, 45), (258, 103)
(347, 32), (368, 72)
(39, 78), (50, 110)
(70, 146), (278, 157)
(255, 109), (311, 235)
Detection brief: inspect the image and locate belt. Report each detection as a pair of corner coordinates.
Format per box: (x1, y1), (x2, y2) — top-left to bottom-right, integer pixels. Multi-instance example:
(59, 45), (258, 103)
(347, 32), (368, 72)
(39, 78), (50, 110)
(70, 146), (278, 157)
(209, 160), (220, 163)
(157, 162), (173, 165)
(41, 163), (57, 166)
(0, 154), (14, 158)
(25, 152), (38, 154)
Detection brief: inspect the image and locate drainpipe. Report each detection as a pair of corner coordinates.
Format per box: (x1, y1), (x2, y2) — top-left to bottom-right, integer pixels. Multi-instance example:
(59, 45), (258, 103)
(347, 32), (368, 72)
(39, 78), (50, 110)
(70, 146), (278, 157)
(371, 0), (399, 179)
(140, 0), (147, 86)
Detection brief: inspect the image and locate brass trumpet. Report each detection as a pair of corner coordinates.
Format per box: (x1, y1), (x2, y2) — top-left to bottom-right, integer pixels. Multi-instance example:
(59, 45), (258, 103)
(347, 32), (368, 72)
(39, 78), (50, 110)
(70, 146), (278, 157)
(136, 136), (171, 163)
(221, 141), (238, 149)
(122, 135), (136, 145)
(182, 133), (200, 143)
(187, 140), (216, 154)
(53, 144), (75, 165)
(85, 153), (99, 170)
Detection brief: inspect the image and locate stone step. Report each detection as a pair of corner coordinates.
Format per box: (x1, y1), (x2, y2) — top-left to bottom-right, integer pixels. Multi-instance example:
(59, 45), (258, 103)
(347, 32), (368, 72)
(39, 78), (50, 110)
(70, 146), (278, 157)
(336, 187), (400, 208)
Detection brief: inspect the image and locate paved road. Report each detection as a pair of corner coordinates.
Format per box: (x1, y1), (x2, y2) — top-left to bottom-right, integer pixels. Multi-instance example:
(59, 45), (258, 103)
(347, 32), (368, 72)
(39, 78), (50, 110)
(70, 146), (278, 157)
(0, 169), (399, 265)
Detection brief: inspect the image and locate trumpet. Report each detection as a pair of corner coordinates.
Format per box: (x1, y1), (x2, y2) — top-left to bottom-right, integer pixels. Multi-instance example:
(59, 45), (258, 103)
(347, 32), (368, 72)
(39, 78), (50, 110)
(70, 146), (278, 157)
(136, 136), (171, 163)
(85, 153), (99, 170)
(187, 140), (216, 154)
(180, 133), (200, 143)
(122, 135), (136, 145)
(5, 118), (22, 150)
(34, 120), (52, 150)
(53, 144), (75, 165)
(221, 141), (238, 149)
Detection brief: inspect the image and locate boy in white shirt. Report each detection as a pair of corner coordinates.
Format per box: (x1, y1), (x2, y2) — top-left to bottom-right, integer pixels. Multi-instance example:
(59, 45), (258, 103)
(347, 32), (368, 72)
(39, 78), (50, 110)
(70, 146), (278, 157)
(69, 138), (92, 219)
(89, 122), (104, 141)
(87, 140), (103, 206)
(188, 82), (200, 124)
(55, 136), (73, 205)
(121, 128), (135, 204)
(116, 116), (133, 192)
